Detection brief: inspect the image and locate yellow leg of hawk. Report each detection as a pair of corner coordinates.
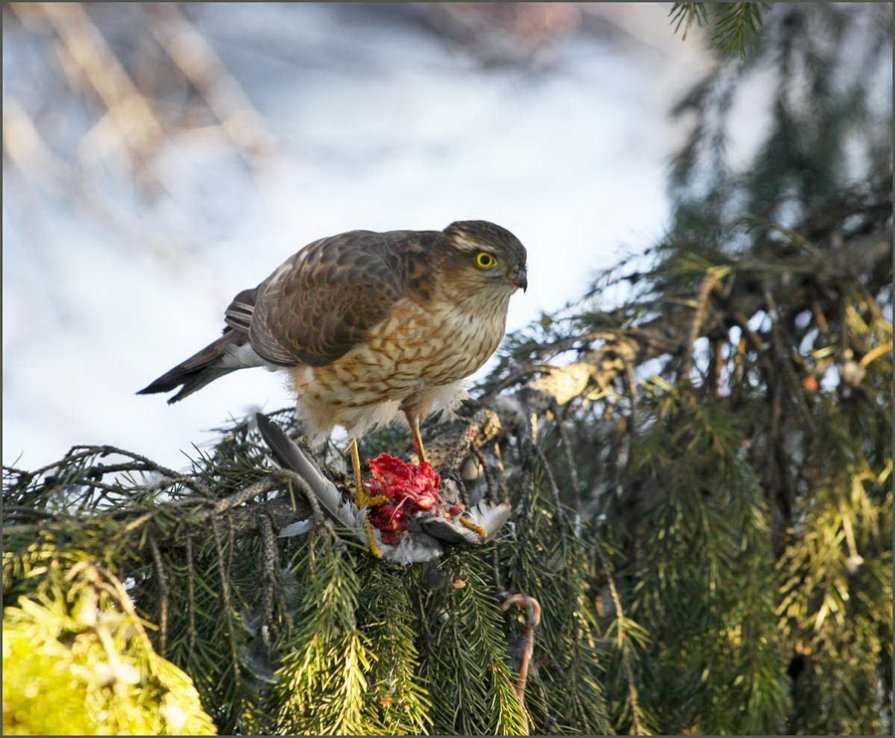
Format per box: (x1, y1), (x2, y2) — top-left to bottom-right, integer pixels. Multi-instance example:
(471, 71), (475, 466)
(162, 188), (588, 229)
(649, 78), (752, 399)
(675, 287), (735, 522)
(349, 437), (385, 558)
(406, 411), (429, 465)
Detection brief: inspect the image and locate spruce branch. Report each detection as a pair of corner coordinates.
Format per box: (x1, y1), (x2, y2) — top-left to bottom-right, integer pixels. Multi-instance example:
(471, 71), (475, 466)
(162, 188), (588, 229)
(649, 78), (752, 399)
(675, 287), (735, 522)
(2, 554), (215, 735)
(4, 8), (890, 733)
(670, 3), (769, 57)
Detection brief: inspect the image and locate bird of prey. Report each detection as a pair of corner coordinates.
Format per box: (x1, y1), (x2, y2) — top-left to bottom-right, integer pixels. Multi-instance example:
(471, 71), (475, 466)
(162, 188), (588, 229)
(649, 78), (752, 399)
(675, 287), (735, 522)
(139, 220), (527, 548)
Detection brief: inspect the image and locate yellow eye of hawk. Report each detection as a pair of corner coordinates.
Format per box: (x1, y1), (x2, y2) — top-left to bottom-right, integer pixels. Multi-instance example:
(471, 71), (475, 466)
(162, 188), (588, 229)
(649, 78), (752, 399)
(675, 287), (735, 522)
(474, 251), (497, 269)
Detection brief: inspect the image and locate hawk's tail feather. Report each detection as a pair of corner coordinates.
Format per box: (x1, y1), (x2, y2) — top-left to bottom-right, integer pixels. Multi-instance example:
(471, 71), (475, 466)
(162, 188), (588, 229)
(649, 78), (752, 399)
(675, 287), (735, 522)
(137, 331), (244, 404)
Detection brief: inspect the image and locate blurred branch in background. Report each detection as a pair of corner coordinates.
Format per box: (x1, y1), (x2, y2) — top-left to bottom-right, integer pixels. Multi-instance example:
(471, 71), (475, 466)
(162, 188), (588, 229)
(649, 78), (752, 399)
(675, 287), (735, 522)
(418, 3), (716, 67)
(20, 1), (168, 193)
(3, 0), (695, 210)
(421, 3), (584, 65)
(670, 2), (768, 57)
(5, 2), (274, 202)
(2, 93), (183, 265)
(147, 4), (274, 164)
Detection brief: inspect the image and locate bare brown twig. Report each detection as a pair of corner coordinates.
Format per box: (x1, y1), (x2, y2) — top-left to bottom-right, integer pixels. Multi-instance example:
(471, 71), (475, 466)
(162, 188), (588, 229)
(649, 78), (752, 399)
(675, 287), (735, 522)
(500, 592), (543, 732)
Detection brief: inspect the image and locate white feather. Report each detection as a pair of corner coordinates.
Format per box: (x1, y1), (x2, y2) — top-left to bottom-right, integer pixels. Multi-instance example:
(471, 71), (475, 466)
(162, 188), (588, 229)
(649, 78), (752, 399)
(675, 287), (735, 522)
(379, 531), (444, 565)
(277, 519), (313, 538)
(414, 380), (468, 422)
(220, 342), (271, 370)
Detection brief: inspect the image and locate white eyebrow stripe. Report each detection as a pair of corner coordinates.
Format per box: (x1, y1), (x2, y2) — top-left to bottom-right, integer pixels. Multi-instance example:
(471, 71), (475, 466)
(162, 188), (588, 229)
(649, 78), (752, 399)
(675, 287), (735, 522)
(453, 237), (494, 253)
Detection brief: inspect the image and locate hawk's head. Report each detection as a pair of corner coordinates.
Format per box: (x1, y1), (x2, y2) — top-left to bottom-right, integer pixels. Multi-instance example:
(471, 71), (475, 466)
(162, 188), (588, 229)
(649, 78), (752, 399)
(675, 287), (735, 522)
(441, 220), (528, 294)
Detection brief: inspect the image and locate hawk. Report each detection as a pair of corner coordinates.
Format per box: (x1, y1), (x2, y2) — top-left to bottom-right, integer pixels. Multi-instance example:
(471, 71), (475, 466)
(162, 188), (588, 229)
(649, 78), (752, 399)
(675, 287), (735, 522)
(139, 220), (527, 533)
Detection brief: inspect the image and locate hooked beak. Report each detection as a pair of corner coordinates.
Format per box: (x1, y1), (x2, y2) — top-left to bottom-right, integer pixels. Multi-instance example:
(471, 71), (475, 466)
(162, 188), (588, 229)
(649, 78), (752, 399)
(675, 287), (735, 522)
(510, 268), (528, 293)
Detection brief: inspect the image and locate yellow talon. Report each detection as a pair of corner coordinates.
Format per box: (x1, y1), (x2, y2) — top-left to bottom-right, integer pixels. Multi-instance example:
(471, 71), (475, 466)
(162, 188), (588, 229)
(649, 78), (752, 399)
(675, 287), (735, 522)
(458, 517), (489, 540)
(349, 437), (385, 505)
(350, 437), (387, 556)
(365, 520), (382, 558)
(359, 490), (387, 507)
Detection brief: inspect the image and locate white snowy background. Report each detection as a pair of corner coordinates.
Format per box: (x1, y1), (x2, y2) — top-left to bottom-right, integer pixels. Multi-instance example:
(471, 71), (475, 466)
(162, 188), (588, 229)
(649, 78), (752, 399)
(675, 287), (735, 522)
(4, 2), (724, 470)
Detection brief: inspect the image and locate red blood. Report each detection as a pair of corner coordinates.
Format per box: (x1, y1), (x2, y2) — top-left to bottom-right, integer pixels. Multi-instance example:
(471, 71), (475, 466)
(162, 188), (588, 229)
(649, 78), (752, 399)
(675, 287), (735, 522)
(363, 453), (465, 544)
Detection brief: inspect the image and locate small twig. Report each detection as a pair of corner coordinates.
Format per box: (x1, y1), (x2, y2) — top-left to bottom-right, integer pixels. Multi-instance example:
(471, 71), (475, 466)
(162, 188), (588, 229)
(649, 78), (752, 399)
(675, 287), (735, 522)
(514, 433), (536, 549)
(73, 478), (137, 497)
(732, 311), (768, 352)
(732, 334), (748, 387)
(500, 593), (542, 732)
(185, 531), (198, 656)
(681, 273), (722, 380)
(123, 512), (155, 534)
(86, 446), (203, 486)
(92, 567), (157, 657)
(765, 288), (815, 430)
(272, 469), (323, 524)
(858, 340), (893, 369)
(596, 546), (649, 735)
(2, 524), (47, 536)
(492, 546), (504, 594)
(1, 506), (56, 520)
(812, 300), (830, 334)
(258, 514), (281, 646)
(531, 442), (568, 526)
(554, 406), (581, 503)
(76, 462), (164, 476)
(208, 475), (280, 516)
(147, 533), (169, 657)
(708, 336), (724, 400)
(619, 354), (638, 475)
(470, 445), (496, 503)
(226, 513), (236, 595)
(211, 517), (242, 684)
(34, 444), (212, 496)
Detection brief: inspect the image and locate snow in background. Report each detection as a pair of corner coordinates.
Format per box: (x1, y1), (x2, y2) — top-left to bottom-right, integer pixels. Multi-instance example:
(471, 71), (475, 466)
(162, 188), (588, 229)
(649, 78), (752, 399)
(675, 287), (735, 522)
(3, 3), (717, 470)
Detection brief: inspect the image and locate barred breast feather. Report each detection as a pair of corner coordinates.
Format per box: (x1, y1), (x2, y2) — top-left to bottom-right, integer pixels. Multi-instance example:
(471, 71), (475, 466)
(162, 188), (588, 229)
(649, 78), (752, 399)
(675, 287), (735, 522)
(289, 286), (511, 444)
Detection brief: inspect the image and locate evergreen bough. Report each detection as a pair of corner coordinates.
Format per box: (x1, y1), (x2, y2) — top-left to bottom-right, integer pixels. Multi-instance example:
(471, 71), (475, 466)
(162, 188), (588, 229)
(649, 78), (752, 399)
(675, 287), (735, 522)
(3, 4), (892, 735)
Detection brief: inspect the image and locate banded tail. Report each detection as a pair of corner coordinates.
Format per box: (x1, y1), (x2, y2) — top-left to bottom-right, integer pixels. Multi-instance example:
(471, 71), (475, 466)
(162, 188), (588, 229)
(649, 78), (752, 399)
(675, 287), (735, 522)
(138, 330), (258, 404)
(139, 288), (268, 403)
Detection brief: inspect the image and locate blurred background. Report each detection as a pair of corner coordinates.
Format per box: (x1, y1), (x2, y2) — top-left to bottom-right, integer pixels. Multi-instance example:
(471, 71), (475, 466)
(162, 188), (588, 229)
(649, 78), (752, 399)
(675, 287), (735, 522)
(3, 2), (765, 469)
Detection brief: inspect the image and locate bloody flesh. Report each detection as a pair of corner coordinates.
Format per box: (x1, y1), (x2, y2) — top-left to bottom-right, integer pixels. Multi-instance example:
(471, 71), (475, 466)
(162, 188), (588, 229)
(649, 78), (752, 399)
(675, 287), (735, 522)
(364, 453), (463, 544)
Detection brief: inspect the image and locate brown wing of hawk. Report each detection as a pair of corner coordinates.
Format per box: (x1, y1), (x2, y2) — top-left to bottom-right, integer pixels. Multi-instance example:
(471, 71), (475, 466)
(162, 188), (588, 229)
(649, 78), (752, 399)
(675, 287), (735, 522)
(138, 230), (436, 402)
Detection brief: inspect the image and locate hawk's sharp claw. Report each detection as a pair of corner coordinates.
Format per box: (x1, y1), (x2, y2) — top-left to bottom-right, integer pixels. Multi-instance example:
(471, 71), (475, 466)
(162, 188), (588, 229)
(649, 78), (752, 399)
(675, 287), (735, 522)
(458, 517), (489, 540)
(365, 521), (383, 559)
